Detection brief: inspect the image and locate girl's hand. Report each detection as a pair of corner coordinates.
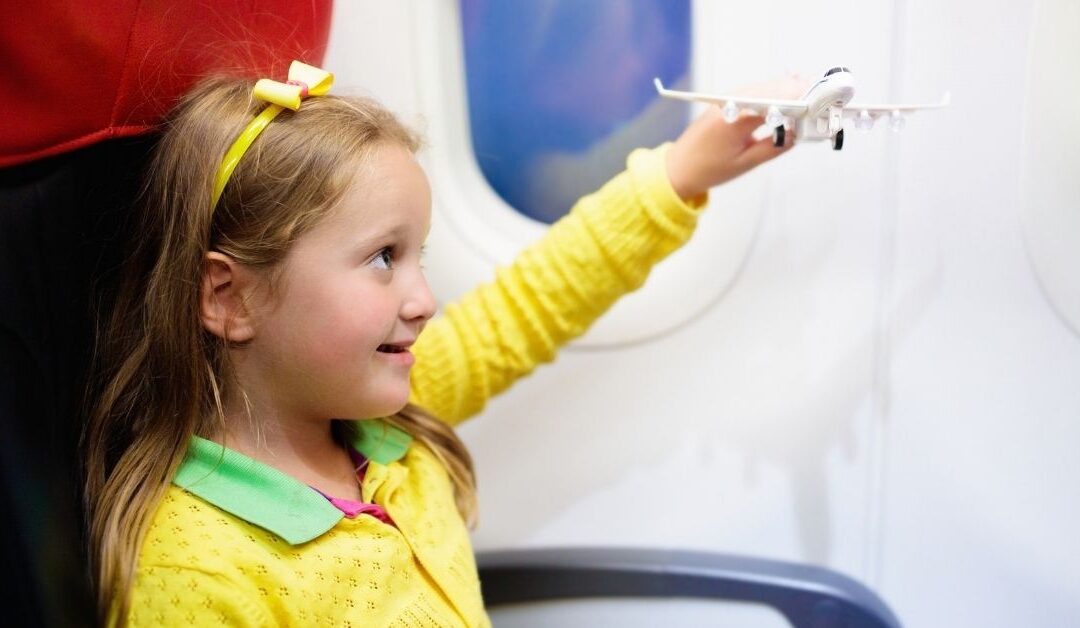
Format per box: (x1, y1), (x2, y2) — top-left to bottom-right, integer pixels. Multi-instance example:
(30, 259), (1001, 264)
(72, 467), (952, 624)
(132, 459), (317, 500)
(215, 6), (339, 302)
(665, 75), (809, 201)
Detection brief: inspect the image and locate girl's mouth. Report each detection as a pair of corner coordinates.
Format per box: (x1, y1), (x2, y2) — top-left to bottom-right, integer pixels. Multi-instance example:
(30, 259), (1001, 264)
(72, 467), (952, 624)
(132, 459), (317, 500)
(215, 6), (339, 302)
(376, 343), (415, 367)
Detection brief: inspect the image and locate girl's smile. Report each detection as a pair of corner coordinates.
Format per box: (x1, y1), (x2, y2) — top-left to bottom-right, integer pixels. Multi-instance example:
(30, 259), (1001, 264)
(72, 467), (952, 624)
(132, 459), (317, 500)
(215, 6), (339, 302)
(376, 338), (417, 366)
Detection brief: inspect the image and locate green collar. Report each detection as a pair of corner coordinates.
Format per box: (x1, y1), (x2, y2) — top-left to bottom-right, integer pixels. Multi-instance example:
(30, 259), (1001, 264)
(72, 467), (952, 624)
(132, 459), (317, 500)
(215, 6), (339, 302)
(172, 419), (412, 545)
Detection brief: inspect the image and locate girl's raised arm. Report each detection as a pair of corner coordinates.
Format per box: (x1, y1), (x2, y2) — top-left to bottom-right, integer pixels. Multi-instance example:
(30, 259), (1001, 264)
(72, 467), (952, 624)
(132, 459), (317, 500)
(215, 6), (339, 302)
(409, 80), (801, 424)
(409, 144), (700, 424)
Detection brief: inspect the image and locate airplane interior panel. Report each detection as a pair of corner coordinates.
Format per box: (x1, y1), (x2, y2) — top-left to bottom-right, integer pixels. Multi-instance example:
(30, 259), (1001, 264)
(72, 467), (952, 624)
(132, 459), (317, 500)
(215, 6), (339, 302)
(1020, 0), (1080, 337)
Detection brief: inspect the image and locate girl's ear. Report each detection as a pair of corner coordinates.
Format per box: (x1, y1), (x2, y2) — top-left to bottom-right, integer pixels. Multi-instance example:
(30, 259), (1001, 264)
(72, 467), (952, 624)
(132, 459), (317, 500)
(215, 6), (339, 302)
(200, 252), (258, 342)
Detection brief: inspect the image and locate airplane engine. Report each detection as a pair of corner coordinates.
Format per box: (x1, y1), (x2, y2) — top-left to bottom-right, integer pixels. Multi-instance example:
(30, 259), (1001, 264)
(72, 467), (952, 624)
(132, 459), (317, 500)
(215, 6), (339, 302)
(856, 109), (875, 130)
(889, 109), (905, 131)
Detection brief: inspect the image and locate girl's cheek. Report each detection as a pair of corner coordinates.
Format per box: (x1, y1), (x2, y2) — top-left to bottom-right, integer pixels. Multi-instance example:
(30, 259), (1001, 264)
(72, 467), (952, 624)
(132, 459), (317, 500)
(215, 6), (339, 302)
(317, 305), (381, 356)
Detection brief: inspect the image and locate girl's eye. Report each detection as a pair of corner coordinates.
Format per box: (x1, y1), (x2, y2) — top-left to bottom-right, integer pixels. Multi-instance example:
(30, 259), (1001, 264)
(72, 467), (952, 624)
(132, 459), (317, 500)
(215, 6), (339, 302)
(372, 247), (394, 270)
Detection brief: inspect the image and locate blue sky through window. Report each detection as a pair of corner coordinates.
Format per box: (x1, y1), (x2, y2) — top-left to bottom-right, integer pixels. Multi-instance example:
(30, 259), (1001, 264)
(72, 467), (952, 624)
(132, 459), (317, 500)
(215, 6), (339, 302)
(461, 0), (691, 223)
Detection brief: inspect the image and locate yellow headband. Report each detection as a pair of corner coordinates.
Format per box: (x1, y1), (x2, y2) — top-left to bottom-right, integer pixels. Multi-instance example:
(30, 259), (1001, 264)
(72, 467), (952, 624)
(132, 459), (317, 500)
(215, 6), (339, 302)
(211, 60), (334, 209)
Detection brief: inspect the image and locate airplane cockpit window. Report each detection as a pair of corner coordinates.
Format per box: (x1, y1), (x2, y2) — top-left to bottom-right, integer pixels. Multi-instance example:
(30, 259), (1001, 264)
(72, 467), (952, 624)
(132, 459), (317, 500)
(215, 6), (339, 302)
(824, 66), (845, 76)
(459, 0), (691, 224)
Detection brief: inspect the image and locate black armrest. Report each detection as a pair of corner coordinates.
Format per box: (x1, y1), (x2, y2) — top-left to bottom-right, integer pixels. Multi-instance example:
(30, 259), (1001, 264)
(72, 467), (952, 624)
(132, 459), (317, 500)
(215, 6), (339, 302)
(477, 547), (901, 628)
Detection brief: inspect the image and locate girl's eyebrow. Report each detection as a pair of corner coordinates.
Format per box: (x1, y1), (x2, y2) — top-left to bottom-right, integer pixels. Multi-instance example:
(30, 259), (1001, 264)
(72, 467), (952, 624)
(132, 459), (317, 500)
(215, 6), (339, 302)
(350, 223), (415, 249)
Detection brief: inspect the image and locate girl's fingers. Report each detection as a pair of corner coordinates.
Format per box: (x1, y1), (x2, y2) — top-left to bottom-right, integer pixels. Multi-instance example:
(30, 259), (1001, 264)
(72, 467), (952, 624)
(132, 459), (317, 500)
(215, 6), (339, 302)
(735, 133), (795, 172)
(729, 113), (766, 136)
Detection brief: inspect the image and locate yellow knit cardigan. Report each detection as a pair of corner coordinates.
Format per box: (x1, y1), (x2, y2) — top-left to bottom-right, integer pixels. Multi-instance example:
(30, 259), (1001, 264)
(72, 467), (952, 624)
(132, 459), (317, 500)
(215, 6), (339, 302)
(127, 145), (703, 626)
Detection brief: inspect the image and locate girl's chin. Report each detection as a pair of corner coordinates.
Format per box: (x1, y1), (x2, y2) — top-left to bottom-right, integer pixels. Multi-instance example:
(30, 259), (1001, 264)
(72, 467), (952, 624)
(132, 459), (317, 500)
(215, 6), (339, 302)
(361, 394), (411, 418)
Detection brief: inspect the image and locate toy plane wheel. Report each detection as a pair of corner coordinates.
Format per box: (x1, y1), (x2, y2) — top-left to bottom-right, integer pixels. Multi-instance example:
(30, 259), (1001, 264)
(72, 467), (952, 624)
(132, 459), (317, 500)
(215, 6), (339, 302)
(832, 129), (844, 150)
(773, 125), (785, 147)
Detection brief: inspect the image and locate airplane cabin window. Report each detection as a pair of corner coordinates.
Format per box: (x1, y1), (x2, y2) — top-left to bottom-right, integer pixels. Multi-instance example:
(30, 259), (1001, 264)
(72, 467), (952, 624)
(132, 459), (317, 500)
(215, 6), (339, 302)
(416, 1), (766, 347)
(459, 0), (691, 224)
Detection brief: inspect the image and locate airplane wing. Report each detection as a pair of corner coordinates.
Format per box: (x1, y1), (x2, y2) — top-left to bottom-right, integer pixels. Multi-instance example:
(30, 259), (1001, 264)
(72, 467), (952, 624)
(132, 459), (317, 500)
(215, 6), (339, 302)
(654, 78), (808, 117)
(842, 92), (951, 118)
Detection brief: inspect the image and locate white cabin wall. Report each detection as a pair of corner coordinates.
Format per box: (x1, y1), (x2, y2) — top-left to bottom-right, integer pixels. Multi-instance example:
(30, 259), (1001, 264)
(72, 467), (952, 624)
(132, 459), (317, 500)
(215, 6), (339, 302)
(324, 2), (1080, 626)
(884, 1), (1080, 625)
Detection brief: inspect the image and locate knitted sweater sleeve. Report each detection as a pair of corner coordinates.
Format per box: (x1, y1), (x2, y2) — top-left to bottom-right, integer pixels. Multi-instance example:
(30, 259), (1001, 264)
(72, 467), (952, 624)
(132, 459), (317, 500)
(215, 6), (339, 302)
(409, 144), (705, 425)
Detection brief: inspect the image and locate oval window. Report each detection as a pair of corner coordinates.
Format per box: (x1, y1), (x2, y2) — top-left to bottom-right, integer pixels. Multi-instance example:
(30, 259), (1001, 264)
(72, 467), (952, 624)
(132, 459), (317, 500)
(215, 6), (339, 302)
(461, 0), (691, 223)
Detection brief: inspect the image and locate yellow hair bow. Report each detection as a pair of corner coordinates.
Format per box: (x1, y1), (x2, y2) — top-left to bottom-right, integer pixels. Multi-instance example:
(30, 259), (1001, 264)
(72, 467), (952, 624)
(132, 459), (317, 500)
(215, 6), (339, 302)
(211, 61), (335, 209)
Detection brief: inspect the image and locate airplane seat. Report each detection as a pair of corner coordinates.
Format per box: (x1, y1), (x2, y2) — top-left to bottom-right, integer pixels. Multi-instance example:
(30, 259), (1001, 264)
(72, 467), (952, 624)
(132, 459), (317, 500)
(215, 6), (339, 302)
(477, 547), (901, 627)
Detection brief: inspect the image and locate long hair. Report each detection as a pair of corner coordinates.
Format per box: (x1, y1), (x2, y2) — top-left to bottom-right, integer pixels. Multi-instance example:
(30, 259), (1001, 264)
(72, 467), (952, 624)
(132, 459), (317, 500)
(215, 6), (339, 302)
(84, 76), (476, 625)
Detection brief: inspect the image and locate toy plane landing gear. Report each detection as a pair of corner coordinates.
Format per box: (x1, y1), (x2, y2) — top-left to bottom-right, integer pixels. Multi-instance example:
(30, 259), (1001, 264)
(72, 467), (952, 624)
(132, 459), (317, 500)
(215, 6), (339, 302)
(655, 67), (949, 150)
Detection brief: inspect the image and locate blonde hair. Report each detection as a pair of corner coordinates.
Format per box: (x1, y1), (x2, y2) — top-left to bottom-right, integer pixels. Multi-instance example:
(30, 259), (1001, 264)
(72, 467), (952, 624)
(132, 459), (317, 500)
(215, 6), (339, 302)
(84, 76), (476, 625)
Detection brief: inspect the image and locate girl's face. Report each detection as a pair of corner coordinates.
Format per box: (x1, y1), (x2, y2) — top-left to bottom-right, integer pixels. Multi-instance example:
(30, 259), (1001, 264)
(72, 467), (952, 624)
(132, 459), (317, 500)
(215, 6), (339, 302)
(245, 142), (436, 422)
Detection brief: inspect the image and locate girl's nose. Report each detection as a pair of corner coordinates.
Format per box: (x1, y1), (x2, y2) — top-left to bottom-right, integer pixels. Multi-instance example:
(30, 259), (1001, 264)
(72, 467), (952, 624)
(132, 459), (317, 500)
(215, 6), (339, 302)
(402, 273), (437, 324)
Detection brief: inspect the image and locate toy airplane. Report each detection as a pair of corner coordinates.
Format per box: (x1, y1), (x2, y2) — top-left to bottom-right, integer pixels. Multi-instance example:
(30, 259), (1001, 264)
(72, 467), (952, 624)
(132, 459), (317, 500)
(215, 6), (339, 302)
(654, 67), (950, 150)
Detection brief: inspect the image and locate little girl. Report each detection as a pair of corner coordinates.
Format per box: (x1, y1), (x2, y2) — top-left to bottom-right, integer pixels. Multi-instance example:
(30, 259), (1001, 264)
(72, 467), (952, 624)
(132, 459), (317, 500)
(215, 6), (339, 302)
(85, 61), (797, 626)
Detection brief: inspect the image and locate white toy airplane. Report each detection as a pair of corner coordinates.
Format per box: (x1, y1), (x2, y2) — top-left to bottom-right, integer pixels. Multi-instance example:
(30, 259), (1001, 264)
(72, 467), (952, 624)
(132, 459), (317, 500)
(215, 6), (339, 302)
(654, 67), (950, 150)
